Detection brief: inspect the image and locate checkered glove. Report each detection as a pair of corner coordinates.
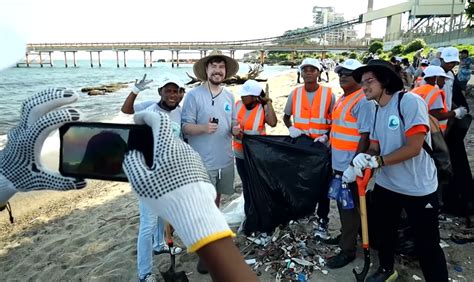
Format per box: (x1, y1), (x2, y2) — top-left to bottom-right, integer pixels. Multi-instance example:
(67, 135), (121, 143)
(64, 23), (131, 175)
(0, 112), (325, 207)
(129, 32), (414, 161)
(131, 74), (153, 95)
(0, 88), (87, 206)
(123, 111), (233, 252)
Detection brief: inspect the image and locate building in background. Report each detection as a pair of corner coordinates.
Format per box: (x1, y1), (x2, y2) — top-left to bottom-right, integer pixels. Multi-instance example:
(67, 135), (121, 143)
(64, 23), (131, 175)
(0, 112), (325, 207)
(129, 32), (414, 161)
(311, 6), (358, 45)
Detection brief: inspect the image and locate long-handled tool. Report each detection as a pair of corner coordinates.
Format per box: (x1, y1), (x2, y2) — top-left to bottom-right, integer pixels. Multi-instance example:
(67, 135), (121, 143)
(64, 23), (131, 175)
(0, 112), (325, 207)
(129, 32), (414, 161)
(160, 223), (189, 282)
(353, 169), (372, 282)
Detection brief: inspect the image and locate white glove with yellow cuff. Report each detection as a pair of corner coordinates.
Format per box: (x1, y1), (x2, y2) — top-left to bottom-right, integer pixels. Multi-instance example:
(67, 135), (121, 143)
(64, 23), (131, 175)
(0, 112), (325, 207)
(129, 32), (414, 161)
(123, 111), (233, 252)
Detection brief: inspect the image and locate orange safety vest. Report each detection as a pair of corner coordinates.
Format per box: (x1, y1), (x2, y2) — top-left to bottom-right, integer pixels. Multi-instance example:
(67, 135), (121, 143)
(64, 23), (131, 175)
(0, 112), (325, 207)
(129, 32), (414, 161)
(414, 66), (427, 88)
(291, 86), (332, 139)
(411, 84), (448, 132)
(232, 100), (266, 156)
(330, 89), (365, 151)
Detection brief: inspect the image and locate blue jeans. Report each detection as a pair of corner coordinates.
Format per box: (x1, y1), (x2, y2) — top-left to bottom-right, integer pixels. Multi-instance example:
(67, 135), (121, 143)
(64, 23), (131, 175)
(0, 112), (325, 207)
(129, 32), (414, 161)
(137, 201), (165, 279)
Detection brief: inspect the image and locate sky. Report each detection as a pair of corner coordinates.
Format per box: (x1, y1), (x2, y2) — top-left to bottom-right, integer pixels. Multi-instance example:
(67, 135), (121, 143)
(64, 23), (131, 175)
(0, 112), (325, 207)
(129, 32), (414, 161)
(0, 0), (408, 59)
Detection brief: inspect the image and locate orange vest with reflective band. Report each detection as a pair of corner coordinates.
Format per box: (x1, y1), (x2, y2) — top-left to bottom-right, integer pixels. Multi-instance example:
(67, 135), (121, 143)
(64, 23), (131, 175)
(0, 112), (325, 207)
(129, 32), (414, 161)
(291, 85), (332, 139)
(330, 89), (365, 151)
(411, 84), (448, 132)
(232, 101), (266, 156)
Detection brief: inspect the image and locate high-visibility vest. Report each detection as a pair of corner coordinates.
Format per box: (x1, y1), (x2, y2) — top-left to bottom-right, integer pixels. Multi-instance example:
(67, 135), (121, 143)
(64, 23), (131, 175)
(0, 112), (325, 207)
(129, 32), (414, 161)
(232, 100), (266, 156)
(291, 86), (332, 139)
(414, 66), (427, 88)
(411, 84), (448, 132)
(330, 89), (365, 151)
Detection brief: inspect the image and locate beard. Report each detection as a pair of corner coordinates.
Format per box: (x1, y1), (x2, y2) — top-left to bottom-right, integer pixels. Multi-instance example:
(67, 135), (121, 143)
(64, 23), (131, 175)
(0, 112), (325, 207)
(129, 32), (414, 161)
(244, 102), (257, 111)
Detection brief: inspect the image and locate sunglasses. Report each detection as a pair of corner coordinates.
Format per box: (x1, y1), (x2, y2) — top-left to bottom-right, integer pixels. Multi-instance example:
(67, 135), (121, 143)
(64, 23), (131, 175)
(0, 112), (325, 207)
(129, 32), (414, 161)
(338, 70), (353, 77)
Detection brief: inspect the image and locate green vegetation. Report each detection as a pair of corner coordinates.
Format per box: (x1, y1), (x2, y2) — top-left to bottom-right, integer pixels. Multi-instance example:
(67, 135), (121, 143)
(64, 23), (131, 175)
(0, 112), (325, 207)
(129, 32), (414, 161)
(368, 41), (383, 54)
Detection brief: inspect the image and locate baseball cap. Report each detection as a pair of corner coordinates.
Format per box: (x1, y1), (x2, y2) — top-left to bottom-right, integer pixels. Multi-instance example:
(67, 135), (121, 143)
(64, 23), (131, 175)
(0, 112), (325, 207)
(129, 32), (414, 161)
(441, 47), (460, 63)
(157, 74), (185, 89)
(420, 59), (430, 65)
(422, 66), (449, 79)
(334, 59), (363, 73)
(239, 80), (262, 97)
(436, 47), (444, 54)
(299, 58), (322, 72)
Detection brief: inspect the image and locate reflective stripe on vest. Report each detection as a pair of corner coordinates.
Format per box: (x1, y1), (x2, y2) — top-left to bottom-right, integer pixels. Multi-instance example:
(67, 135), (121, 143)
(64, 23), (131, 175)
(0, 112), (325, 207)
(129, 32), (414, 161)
(330, 89), (364, 151)
(412, 84), (448, 132)
(292, 86), (332, 138)
(232, 100), (266, 155)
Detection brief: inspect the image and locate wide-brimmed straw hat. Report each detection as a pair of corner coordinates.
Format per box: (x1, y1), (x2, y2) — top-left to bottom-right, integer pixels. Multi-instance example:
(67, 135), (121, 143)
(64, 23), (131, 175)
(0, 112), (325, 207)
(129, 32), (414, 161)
(352, 59), (404, 92)
(193, 50), (239, 81)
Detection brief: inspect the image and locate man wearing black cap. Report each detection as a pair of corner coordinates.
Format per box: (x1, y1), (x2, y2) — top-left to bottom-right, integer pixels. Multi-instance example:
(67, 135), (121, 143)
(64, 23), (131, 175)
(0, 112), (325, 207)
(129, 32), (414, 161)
(351, 60), (448, 282)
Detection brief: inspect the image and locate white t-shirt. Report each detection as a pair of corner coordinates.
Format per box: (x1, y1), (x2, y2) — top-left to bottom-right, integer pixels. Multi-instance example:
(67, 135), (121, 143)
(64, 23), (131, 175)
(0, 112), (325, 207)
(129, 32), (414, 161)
(442, 71), (455, 111)
(134, 101), (182, 138)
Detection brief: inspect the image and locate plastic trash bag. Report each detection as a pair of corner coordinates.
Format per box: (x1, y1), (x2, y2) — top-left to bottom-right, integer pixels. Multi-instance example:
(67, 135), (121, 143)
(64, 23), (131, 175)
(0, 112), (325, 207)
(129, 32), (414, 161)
(242, 135), (331, 235)
(222, 195), (245, 227)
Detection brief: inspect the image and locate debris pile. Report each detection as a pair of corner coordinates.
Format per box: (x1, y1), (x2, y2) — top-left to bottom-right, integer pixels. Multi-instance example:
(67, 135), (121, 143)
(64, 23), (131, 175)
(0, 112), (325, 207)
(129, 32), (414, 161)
(235, 217), (338, 281)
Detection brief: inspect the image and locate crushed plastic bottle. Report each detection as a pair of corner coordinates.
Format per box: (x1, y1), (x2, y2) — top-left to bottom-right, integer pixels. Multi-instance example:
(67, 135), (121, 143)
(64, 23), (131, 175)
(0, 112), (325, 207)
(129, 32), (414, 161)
(339, 183), (354, 209)
(328, 175), (342, 200)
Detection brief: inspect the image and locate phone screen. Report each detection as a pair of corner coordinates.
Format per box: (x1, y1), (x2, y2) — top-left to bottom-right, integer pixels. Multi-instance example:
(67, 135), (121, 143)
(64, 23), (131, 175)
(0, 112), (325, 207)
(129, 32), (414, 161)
(59, 122), (153, 182)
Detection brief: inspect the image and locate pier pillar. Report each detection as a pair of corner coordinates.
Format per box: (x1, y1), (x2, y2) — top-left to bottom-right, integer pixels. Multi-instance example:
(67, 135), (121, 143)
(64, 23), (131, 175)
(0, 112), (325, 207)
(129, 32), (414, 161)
(171, 50), (174, 68)
(259, 50), (265, 66)
(116, 51), (120, 68)
(25, 53), (30, 67)
(63, 52), (67, 68)
(123, 51), (127, 67)
(48, 52), (53, 67)
(230, 50), (235, 59)
(176, 50), (179, 67)
(149, 51), (153, 67)
(90, 51), (94, 68)
(39, 52), (43, 68)
(73, 51), (77, 67)
(97, 51), (101, 67)
(321, 51), (327, 59)
(143, 51), (147, 67)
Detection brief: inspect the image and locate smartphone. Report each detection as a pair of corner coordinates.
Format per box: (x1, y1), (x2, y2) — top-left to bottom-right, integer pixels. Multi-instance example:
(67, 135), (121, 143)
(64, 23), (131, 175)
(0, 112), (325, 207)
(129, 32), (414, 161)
(59, 122), (154, 182)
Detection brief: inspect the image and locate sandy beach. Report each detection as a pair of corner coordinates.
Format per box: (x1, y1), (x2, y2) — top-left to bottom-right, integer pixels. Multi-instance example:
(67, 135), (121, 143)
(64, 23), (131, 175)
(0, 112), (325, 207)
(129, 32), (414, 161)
(1, 70), (473, 281)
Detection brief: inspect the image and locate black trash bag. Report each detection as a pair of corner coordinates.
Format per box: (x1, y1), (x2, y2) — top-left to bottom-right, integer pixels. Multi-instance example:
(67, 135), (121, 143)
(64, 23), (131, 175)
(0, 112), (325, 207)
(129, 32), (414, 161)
(242, 135), (331, 235)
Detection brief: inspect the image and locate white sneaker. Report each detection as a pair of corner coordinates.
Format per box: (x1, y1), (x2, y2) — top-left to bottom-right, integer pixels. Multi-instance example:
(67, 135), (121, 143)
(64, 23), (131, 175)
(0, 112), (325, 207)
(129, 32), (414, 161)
(314, 222), (330, 240)
(139, 273), (157, 282)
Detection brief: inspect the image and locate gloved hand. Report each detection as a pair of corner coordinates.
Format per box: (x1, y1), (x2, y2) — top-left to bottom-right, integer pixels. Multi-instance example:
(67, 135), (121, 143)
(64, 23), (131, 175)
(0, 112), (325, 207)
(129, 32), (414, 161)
(123, 111), (233, 252)
(131, 74), (153, 95)
(453, 106), (467, 119)
(367, 156), (381, 168)
(288, 126), (303, 138)
(314, 134), (328, 144)
(342, 165), (356, 183)
(0, 88), (87, 206)
(352, 153), (372, 169)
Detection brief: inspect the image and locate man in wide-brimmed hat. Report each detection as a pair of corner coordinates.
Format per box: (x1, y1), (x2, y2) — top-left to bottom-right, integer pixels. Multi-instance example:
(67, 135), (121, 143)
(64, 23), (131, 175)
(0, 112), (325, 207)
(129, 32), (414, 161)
(351, 59), (448, 282)
(181, 50), (239, 274)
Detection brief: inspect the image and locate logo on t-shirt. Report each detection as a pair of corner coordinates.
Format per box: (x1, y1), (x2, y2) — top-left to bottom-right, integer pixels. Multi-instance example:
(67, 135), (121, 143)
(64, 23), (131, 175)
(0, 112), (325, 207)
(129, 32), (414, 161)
(388, 115), (400, 130)
(224, 102), (231, 113)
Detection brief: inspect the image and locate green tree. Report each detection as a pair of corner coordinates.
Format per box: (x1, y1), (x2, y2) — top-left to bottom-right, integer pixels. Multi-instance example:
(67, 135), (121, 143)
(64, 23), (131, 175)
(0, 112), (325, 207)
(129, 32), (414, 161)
(403, 39), (426, 54)
(349, 52), (358, 59)
(391, 45), (404, 55)
(369, 41), (384, 54)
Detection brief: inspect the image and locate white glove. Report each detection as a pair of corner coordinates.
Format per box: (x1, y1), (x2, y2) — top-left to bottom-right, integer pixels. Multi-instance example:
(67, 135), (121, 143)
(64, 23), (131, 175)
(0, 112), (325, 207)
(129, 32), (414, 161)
(314, 134), (328, 144)
(131, 74), (153, 95)
(352, 153), (372, 169)
(342, 166), (357, 183)
(288, 126), (303, 138)
(453, 106), (467, 119)
(0, 88), (87, 206)
(123, 111), (233, 252)
(368, 156), (381, 168)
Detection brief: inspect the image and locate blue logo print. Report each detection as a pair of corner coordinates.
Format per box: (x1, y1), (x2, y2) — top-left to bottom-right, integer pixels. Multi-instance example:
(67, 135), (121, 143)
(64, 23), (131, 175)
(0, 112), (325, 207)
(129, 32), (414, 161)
(224, 103), (231, 112)
(388, 115), (400, 130)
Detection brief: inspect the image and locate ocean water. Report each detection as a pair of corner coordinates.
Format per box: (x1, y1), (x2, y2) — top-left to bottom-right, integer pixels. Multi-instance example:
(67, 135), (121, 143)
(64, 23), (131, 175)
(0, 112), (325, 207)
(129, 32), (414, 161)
(0, 60), (292, 148)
